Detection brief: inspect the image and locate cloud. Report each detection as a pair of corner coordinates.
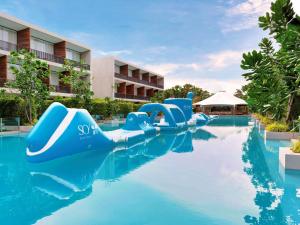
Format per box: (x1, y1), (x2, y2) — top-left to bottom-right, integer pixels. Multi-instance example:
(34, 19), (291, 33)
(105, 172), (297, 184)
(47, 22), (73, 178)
(205, 50), (243, 69)
(143, 63), (200, 75)
(93, 49), (132, 57)
(227, 0), (272, 16)
(143, 49), (243, 75)
(165, 77), (246, 94)
(140, 49), (247, 93)
(222, 0), (272, 32)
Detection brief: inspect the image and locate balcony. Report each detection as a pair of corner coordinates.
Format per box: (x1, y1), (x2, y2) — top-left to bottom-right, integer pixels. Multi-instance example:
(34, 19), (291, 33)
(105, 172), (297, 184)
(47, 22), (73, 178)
(50, 85), (72, 94)
(115, 73), (164, 89)
(0, 40), (17, 52)
(31, 49), (64, 64)
(115, 93), (150, 101)
(31, 49), (90, 70)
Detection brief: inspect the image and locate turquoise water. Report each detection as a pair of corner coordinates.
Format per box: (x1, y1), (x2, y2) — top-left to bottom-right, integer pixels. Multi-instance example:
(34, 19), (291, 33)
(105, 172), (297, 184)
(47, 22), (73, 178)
(0, 116), (297, 225)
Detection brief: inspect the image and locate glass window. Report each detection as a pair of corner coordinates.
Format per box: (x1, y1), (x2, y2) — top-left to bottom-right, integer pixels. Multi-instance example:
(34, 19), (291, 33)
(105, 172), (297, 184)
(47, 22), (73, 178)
(0, 26), (17, 44)
(66, 49), (80, 62)
(50, 71), (59, 86)
(30, 37), (54, 54)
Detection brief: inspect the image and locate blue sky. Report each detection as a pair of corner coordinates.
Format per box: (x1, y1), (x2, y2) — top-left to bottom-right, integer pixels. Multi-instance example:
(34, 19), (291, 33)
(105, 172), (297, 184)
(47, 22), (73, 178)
(1, 0), (300, 93)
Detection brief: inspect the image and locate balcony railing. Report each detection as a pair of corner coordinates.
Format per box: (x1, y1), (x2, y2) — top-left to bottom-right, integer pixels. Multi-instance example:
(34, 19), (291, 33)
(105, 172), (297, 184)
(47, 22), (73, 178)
(115, 93), (150, 101)
(115, 73), (164, 89)
(31, 49), (90, 70)
(30, 49), (64, 64)
(0, 40), (17, 52)
(0, 40), (90, 70)
(50, 85), (72, 94)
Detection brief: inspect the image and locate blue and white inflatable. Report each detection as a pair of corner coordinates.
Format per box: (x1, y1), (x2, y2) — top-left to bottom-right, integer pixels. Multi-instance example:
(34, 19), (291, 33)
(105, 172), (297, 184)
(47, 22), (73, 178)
(26, 103), (113, 162)
(26, 92), (214, 162)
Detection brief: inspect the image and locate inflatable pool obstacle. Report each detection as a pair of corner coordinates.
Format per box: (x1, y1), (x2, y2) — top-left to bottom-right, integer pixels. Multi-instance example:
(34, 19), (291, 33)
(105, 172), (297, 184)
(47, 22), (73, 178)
(26, 92), (214, 162)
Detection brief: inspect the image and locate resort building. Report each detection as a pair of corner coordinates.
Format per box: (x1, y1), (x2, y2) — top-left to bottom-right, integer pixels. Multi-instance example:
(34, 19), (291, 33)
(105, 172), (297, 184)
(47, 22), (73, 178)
(92, 56), (164, 102)
(0, 13), (91, 97)
(193, 91), (248, 115)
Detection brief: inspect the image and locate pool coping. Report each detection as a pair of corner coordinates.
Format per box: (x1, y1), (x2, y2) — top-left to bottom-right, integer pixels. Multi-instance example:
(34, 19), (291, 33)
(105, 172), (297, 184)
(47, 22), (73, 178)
(253, 117), (299, 141)
(279, 147), (300, 170)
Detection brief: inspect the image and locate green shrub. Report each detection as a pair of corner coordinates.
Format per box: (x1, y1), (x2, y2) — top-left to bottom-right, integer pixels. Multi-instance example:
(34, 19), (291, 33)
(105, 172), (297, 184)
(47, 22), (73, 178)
(260, 116), (273, 126)
(117, 102), (133, 117)
(266, 122), (289, 132)
(0, 95), (145, 122)
(133, 103), (144, 111)
(292, 140), (300, 153)
(0, 96), (27, 124)
(253, 114), (274, 126)
(90, 99), (107, 116)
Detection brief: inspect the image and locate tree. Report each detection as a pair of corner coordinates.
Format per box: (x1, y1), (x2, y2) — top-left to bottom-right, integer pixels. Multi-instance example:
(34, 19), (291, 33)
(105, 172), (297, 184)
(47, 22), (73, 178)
(234, 89), (246, 100)
(241, 0), (300, 122)
(59, 60), (93, 109)
(151, 84), (210, 103)
(6, 49), (50, 124)
(241, 38), (288, 120)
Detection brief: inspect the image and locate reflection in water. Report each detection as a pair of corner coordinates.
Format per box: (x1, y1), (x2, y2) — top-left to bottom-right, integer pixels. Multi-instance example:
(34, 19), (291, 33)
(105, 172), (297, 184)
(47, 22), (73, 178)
(2, 118), (299, 225)
(208, 116), (250, 127)
(0, 129), (196, 225)
(241, 127), (299, 225)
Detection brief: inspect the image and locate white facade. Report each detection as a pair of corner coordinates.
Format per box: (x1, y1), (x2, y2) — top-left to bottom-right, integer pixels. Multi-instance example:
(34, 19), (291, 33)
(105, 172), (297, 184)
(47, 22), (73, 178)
(92, 56), (164, 102)
(0, 12), (91, 97)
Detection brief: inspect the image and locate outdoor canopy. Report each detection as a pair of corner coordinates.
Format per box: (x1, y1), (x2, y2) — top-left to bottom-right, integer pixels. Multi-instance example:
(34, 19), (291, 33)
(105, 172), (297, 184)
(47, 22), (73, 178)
(193, 91), (247, 106)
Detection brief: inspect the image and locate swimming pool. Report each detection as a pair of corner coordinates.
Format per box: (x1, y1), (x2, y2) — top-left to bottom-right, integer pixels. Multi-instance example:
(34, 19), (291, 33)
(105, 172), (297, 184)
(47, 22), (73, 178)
(0, 116), (297, 225)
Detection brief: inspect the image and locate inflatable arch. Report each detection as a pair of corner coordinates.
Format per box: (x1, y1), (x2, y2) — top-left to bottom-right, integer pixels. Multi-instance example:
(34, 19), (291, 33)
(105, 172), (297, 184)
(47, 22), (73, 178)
(138, 103), (187, 128)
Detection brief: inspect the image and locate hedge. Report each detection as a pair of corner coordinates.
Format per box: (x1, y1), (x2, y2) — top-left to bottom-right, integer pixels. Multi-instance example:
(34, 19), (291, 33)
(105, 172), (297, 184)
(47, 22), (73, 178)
(265, 122), (289, 132)
(0, 96), (144, 124)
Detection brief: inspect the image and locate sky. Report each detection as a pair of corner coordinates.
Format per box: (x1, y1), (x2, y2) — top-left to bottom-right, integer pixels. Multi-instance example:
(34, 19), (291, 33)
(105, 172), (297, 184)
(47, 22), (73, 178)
(0, 0), (300, 93)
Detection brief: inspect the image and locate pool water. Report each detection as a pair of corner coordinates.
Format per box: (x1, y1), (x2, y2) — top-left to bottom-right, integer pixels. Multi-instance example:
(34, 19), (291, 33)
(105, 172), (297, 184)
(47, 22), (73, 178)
(0, 116), (298, 225)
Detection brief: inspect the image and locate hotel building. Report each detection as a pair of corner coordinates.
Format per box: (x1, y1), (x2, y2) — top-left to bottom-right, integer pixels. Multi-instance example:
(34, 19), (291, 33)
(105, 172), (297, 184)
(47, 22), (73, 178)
(0, 13), (91, 97)
(92, 56), (164, 102)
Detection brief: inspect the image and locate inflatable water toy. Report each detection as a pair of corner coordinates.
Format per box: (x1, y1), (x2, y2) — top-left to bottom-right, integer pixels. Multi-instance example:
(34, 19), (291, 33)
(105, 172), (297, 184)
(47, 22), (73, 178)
(26, 92), (213, 162)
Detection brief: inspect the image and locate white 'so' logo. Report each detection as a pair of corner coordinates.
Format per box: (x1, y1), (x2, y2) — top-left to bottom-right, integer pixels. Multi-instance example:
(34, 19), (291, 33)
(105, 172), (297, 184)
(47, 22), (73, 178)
(78, 124), (90, 135)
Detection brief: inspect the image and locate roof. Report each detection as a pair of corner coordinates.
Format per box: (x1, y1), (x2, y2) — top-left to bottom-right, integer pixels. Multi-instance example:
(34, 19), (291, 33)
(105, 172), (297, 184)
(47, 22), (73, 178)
(193, 91), (247, 106)
(94, 56), (164, 77)
(0, 12), (90, 52)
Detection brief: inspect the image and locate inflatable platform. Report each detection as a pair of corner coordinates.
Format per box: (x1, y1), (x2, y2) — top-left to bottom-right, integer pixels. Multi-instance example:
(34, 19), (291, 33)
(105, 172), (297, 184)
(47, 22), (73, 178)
(26, 92), (215, 162)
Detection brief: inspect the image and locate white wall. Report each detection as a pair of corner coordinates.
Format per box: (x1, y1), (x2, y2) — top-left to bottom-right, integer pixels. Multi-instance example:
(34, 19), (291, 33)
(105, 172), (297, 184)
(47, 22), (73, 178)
(91, 56), (114, 98)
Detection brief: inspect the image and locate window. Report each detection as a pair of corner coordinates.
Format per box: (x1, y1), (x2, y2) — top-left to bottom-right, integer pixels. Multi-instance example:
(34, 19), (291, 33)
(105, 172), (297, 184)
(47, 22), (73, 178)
(0, 26), (17, 44)
(50, 71), (59, 86)
(66, 49), (80, 62)
(30, 37), (54, 54)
